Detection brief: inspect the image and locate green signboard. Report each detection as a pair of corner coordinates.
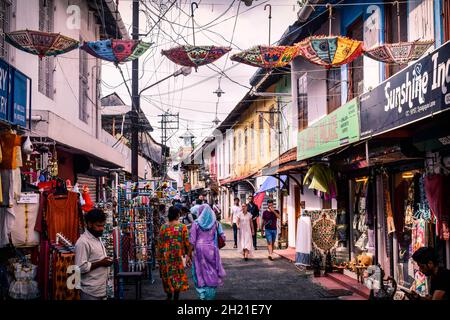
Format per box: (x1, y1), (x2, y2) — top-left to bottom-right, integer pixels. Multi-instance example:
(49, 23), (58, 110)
(297, 98), (360, 161)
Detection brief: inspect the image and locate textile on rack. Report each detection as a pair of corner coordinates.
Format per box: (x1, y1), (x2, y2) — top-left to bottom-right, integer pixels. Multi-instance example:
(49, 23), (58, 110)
(52, 249), (79, 300)
(37, 240), (50, 300)
(46, 191), (81, 244)
(365, 177), (376, 228)
(303, 164), (337, 199)
(306, 210), (339, 264)
(11, 195), (40, 247)
(424, 174), (449, 240)
(412, 219), (426, 253)
(393, 180), (409, 241)
(383, 175), (395, 235)
(0, 168), (22, 247)
(295, 214), (312, 266)
(0, 132), (22, 170)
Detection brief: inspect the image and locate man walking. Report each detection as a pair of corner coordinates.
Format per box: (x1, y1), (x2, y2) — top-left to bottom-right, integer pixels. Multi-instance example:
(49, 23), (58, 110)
(262, 199), (280, 260)
(75, 208), (113, 300)
(247, 195), (260, 250)
(231, 198), (242, 249)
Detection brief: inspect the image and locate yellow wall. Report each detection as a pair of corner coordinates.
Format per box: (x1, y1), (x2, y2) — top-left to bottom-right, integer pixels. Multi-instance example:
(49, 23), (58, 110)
(231, 84), (279, 178)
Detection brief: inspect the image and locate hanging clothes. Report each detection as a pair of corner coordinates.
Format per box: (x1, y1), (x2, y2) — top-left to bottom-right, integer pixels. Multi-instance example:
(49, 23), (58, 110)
(9, 262), (39, 300)
(51, 249), (80, 300)
(393, 180), (409, 241)
(424, 174), (449, 240)
(303, 164), (337, 198)
(383, 174), (395, 235)
(295, 214), (312, 266)
(0, 168), (22, 247)
(365, 177), (376, 228)
(46, 191), (81, 244)
(11, 196), (40, 247)
(0, 132), (22, 170)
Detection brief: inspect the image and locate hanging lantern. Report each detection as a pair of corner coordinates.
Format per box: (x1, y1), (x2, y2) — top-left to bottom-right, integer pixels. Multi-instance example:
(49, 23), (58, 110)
(80, 39), (152, 65)
(230, 45), (299, 69)
(5, 30), (79, 58)
(295, 35), (364, 68)
(161, 45), (231, 70)
(364, 40), (434, 64)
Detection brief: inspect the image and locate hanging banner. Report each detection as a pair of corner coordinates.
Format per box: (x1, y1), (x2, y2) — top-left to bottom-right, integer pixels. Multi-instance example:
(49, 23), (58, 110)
(12, 69), (28, 127)
(360, 40), (450, 138)
(297, 98), (360, 161)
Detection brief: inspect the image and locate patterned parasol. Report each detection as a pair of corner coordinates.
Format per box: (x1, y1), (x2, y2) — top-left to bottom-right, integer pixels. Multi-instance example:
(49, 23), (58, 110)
(5, 30), (79, 58)
(230, 45), (299, 69)
(161, 45), (231, 70)
(364, 41), (434, 64)
(295, 35), (364, 68)
(80, 39), (152, 65)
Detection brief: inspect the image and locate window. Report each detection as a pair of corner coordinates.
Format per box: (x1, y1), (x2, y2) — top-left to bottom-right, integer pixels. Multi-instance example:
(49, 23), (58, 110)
(38, 0), (54, 99)
(244, 127), (248, 164)
(298, 74), (308, 131)
(259, 114), (265, 159)
(385, 1), (408, 77)
(0, 0), (11, 61)
(250, 122), (255, 162)
(269, 107), (275, 155)
(327, 67), (341, 114)
(445, 0), (450, 42)
(79, 37), (89, 123)
(347, 16), (364, 100)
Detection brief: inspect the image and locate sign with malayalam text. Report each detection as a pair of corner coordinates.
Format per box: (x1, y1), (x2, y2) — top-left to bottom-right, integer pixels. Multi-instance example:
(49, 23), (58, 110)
(360, 40), (450, 138)
(297, 98), (360, 161)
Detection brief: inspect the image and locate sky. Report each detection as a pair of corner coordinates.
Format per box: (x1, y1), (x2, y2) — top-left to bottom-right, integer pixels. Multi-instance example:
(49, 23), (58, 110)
(101, 0), (300, 152)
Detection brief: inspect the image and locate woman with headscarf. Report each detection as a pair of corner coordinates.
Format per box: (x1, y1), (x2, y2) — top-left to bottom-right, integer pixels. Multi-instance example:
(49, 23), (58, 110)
(188, 204), (226, 300)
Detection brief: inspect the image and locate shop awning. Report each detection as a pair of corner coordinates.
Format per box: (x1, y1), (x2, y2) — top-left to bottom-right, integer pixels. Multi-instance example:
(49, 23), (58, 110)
(261, 160), (307, 176)
(219, 172), (256, 185)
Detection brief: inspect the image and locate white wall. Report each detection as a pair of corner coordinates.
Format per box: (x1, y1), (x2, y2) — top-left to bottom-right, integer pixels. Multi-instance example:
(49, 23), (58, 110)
(408, 0), (435, 47)
(14, 0), (100, 138)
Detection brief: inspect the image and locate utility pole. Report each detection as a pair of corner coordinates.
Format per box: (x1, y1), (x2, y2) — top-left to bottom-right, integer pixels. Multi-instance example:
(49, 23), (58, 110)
(131, 0), (140, 182)
(158, 112), (179, 180)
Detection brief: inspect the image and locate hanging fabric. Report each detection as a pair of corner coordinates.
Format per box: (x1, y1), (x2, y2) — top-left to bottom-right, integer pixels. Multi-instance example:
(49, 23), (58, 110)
(295, 213), (312, 267)
(383, 174), (396, 235)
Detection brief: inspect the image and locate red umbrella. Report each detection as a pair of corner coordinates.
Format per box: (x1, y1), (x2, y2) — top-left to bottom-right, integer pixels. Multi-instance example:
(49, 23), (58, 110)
(161, 45), (231, 70)
(5, 29), (79, 58)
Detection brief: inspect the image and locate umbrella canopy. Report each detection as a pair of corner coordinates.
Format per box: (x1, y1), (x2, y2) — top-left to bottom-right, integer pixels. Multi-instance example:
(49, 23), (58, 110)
(364, 40), (434, 64)
(230, 45), (299, 69)
(161, 45), (231, 69)
(5, 30), (79, 58)
(80, 39), (151, 64)
(295, 35), (363, 68)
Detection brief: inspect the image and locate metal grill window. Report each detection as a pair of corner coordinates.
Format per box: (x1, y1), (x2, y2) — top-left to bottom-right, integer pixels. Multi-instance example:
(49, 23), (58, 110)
(38, 0), (54, 99)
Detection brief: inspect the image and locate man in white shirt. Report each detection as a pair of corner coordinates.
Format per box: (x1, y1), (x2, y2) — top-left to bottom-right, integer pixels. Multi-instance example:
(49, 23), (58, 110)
(75, 209), (113, 300)
(231, 198), (242, 249)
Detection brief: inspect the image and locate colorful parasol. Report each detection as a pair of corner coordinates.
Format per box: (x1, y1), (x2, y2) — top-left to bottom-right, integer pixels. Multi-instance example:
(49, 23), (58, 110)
(230, 45), (299, 69)
(161, 45), (231, 70)
(5, 30), (79, 58)
(80, 39), (151, 65)
(364, 41), (434, 64)
(364, 2), (433, 64)
(295, 35), (364, 68)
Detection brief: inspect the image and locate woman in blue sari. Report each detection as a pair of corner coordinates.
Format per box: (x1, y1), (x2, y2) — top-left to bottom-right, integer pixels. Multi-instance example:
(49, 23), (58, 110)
(188, 204), (226, 300)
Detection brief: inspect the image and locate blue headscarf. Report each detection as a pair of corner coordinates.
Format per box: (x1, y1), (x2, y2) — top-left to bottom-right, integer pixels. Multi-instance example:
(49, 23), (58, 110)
(195, 204), (216, 231)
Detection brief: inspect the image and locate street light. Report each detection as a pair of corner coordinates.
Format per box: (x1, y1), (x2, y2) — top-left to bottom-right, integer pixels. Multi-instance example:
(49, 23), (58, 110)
(139, 66), (192, 96)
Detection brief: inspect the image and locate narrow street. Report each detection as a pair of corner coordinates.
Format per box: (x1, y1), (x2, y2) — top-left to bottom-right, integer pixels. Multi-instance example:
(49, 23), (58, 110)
(128, 225), (352, 300)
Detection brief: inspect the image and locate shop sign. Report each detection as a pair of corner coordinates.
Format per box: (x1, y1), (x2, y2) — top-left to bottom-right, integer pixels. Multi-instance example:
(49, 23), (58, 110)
(17, 193), (39, 204)
(360, 40), (450, 138)
(297, 98), (360, 161)
(0, 58), (31, 128)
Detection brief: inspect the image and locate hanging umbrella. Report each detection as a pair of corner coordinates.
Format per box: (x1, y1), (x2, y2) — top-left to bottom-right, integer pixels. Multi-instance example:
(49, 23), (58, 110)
(230, 45), (299, 69)
(295, 35), (364, 68)
(161, 45), (231, 70)
(80, 39), (151, 65)
(364, 2), (433, 64)
(5, 30), (79, 58)
(364, 40), (434, 64)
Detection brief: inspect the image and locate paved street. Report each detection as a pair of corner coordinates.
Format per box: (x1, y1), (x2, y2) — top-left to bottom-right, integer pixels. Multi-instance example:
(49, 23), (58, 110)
(125, 225), (346, 300)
